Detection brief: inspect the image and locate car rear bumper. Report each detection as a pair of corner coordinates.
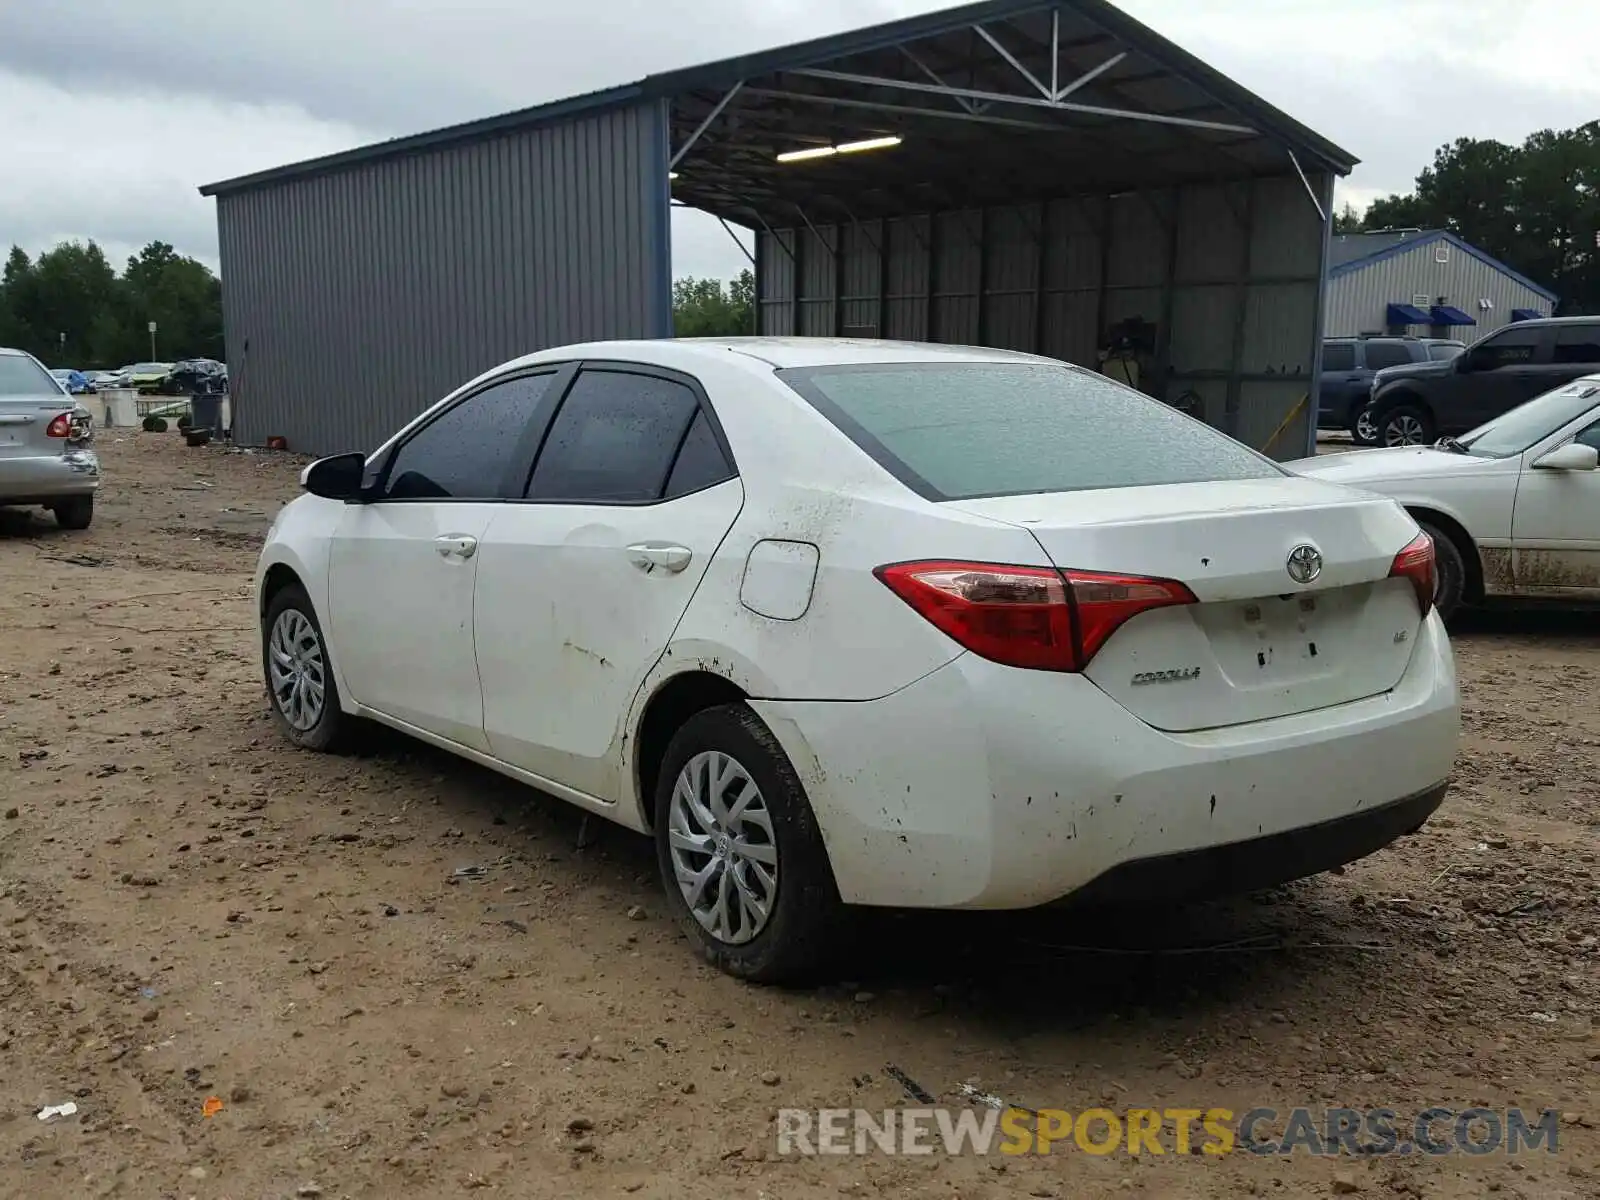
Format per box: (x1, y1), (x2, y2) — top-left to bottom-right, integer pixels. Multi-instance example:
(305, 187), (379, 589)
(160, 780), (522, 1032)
(1062, 782), (1446, 905)
(0, 449), (100, 502)
(752, 610), (1458, 910)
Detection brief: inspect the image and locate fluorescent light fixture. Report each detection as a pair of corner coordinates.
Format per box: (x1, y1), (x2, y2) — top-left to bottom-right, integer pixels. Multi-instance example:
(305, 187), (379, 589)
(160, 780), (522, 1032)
(835, 135), (902, 154)
(775, 145), (838, 163)
(776, 135), (901, 164)
(669, 171), (679, 179)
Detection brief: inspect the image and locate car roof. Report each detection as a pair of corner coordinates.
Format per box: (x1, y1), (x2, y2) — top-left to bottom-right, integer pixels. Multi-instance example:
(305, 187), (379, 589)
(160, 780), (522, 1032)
(517, 336), (1053, 372)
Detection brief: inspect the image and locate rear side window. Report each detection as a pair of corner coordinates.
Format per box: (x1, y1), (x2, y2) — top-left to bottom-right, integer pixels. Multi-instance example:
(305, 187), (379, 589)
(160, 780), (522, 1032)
(1428, 342), (1463, 361)
(1322, 343), (1355, 372)
(0, 354), (61, 396)
(1553, 324), (1600, 365)
(1363, 341), (1412, 370)
(778, 362), (1282, 501)
(664, 410), (735, 498)
(384, 372), (556, 500)
(526, 370), (702, 503)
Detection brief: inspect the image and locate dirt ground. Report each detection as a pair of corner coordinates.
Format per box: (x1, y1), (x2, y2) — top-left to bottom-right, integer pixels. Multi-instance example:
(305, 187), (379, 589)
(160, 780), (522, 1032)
(0, 432), (1595, 1200)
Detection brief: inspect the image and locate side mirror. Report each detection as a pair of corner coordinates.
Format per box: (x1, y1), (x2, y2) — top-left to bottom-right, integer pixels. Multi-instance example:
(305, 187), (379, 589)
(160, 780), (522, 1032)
(301, 452), (369, 500)
(1532, 442), (1600, 472)
(1455, 354), (1477, 373)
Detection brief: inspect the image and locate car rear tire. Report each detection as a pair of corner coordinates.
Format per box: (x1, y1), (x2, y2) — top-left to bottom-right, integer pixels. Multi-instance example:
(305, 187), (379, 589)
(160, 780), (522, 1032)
(262, 584), (348, 752)
(1378, 403), (1434, 447)
(52, 495), (93, 530)
(653, 703), (844, 984)
(1416, 519), (1467, 621)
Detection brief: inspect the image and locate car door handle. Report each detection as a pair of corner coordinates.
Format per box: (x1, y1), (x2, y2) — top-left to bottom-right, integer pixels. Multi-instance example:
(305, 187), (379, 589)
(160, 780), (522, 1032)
(434, 534), (478, 560)
(627, 542), (692, 574)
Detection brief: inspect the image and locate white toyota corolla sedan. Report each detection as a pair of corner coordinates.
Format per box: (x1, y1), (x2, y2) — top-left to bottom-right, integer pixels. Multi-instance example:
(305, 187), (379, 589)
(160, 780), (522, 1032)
(256, 339), (1459, 982)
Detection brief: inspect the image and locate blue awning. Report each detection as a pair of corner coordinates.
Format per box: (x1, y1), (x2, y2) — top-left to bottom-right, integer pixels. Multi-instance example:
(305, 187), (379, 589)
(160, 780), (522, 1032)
(1429, 304), (1476, 326)
(1385, 302), (1432, 325)
(1510, 307), (1544, 322)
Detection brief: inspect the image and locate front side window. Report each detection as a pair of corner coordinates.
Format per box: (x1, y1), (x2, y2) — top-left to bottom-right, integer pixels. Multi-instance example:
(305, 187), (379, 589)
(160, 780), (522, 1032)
(1575, 418), (1600, 452)
(383, 372), (555, 500)
(1363, 341), (1412, 370)
(526, 370), (702, 503)
(778, 361), (1283, 501)
(1466, 327), (1542, 370)
(1552, 324), (1600, 365)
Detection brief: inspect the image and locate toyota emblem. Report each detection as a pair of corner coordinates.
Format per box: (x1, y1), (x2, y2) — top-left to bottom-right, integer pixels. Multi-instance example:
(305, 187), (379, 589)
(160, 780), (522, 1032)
(1286, 545), (1323, 584)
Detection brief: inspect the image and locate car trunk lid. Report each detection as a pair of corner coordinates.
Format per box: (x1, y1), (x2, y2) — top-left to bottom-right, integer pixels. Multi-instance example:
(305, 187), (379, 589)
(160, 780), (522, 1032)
(950, 477), (1426, 732)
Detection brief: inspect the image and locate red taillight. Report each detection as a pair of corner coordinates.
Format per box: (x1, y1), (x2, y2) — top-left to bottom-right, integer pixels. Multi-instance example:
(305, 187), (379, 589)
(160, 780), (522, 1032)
(1389, 532), (1435, 616)
(874, 560), (1196, 672)
(45, 413), (72, 438)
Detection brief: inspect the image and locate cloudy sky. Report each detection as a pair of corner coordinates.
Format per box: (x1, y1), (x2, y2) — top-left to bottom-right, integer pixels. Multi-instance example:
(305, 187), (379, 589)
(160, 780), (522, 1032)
(4, 0), (1597, 282)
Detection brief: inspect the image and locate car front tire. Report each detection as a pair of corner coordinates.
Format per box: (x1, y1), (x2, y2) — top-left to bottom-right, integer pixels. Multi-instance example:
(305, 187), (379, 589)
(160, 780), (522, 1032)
(653, 703), (844, 984)
(262, 584), (348, 751)
(1378, 403), (1435, 447)
(52, 495), (94, 530)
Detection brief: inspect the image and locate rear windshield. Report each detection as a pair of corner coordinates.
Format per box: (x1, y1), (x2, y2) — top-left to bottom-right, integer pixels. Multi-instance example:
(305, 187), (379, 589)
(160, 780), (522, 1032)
(777, 361), (1283, 501)
(0, 354), (62, 396)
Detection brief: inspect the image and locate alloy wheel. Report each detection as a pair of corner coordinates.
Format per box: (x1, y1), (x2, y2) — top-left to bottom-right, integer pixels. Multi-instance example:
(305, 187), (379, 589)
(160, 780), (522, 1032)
(1355, 409), (1378, 442)
(1384, 414), (1426, 447)
(267, 608), (327, 731)
(667, 750), (779, 945)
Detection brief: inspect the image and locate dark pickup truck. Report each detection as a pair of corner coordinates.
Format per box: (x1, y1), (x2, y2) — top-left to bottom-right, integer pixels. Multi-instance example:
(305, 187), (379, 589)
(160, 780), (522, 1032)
(1316, 336), (1463, 437)
(1363, 317), (1600, 446)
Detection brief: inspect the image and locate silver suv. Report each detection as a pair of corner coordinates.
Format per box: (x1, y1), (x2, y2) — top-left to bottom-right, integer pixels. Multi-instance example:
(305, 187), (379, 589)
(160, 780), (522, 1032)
(0, 347), (100, 529)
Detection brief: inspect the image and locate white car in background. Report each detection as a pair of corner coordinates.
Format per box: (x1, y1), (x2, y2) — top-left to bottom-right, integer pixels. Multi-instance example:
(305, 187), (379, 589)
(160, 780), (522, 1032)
(1293, 377), (1600, 617)
(255, 339), (1458, 982)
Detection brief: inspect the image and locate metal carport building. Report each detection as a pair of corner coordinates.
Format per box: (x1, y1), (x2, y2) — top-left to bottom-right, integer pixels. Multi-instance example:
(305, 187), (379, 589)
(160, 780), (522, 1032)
(200, 0), (1356, 458)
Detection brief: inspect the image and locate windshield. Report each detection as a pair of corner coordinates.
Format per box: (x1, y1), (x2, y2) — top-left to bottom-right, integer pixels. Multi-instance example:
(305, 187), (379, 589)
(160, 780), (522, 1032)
(0, 353), (64, 396)
(132, 362), (166, 373)
(777, 361), (1283, 501)
(1459, 380), (1600, 458)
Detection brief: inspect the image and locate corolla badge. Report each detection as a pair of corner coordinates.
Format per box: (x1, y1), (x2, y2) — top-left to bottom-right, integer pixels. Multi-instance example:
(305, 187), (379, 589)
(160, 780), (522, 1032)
(1286, 544), (1323, 584)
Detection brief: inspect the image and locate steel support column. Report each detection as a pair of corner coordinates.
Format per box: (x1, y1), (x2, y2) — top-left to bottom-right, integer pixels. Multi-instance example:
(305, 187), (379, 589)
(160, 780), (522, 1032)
(1303, 172), (1338, 457)
(1033, 200), (1050, 354)
(1094, 196), (1112, 360)
(975, 207), (989, 345)
(877, 220), (890, 338)
(1225, 181), (1256, 437)
(1155, 189), (1180, 401)
(793, 225), (805, 336)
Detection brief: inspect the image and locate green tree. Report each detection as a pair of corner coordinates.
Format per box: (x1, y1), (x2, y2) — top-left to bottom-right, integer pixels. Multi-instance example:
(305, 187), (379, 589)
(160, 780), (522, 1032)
(0, 237), (225, 367)
(1332, 202), (1364, 235)
(0, 247), (35, 350)
(672, 269), (754, 337)
(120, 241), (225, 363)
(1350, 122), (1599, 313)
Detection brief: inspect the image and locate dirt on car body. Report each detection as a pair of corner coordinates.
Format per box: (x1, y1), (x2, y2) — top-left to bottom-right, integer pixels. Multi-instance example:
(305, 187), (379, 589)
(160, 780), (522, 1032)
(0, 433), (1595, 1199)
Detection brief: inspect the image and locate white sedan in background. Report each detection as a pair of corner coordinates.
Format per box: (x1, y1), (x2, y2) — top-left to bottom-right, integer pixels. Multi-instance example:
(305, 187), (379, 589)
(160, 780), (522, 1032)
(256, 338), (1458, 982)
(1293, 376), (1600, 617)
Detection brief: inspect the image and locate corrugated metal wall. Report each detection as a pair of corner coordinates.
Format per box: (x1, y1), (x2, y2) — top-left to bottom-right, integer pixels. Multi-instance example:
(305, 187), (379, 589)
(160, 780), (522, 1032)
(756, 172), (1333, 460)
(216, 100), (671, 454)
(1324, 239), (1552, 338)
